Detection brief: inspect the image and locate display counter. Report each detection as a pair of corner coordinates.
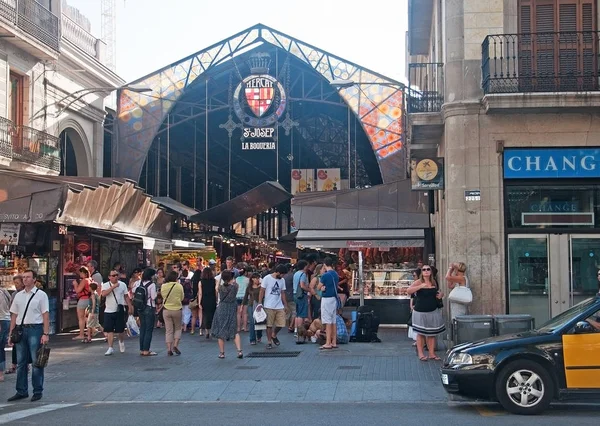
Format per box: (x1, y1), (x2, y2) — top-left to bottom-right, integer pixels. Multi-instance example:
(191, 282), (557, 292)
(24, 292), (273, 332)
(349, 268), (415, 326)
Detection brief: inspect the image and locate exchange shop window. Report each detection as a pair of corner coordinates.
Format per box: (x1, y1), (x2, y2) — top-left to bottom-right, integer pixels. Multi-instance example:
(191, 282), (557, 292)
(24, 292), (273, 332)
(506, 185), (600, 228)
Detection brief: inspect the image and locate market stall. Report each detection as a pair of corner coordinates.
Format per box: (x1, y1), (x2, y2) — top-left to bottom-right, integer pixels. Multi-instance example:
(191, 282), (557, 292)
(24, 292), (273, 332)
(291, 180), (432, 326)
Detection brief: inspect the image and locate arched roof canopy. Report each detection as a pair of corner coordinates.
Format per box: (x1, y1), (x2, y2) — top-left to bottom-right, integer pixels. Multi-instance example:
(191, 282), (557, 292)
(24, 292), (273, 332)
(115, 24), (407, 188)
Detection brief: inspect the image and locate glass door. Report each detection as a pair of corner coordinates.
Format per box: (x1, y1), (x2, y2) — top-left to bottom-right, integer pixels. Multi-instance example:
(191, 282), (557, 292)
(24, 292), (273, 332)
(569, 235), (600, 306)
(508, 235), (550, 326)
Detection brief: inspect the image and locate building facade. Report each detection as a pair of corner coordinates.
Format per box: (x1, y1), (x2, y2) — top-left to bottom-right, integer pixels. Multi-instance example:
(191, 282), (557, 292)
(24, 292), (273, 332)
(0, 0), (123, 177)
(408, 0), (600, 326)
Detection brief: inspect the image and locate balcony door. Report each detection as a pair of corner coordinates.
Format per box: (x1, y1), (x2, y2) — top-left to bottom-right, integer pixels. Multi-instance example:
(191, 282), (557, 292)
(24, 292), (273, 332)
(518, 0), (598, 91)
(9, 72), (24, 151)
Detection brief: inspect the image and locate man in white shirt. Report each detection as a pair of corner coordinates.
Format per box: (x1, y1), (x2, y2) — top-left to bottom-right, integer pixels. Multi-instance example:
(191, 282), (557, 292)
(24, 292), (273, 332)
(101, 270), (133, 356)
(7, 269), (49, 402)
(258, 264), (288, 349)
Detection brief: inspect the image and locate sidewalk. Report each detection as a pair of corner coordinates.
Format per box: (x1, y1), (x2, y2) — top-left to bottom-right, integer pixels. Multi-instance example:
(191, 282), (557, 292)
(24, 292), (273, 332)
(0, 328), (448, 403)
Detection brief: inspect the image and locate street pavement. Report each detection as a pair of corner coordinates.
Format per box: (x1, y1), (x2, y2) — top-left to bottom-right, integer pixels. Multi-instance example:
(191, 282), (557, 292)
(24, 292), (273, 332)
(0, 328), (597, 424)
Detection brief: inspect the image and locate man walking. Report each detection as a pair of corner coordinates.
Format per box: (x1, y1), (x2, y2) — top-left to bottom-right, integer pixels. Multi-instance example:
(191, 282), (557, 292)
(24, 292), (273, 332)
(319, 257), (339, 350)
(101, 270), (133, 356)
(7, 270), (50, 402)
(258, 264), (288, 349)
(87, 260), (103, 286)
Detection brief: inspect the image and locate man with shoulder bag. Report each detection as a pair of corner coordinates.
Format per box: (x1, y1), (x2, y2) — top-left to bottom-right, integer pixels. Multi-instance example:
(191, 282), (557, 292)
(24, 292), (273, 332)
(101, 270), (134, 356)
(7, 270), (50, 402)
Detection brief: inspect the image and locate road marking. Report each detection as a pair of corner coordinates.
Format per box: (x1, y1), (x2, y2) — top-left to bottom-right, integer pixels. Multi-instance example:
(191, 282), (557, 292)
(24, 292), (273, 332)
(470, 403), (506, 417)
(0, 404), (77, 424)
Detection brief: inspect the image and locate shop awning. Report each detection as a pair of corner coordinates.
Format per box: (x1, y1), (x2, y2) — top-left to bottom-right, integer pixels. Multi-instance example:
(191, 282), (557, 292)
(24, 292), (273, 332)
(296, 229), (425, 249)
(173, 239), (206, 249)
(190, 181), (292, 227)
(0, 170), (173, 240)
(291, 179), (429, 249)
(152, 197), (199, 218)
(291, 179), (429, 230)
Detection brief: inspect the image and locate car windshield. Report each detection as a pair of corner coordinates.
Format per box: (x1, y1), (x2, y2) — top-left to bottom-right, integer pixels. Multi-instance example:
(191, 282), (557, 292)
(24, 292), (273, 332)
(537, 298), (598, 332)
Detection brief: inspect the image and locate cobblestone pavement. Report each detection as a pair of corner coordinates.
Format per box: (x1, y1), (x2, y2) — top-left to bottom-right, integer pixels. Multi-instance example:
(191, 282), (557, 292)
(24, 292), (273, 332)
(0, 328), (448, 403)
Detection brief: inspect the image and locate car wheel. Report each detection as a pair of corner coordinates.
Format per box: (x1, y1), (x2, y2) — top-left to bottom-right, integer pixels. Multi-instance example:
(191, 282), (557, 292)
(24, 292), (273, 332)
(495, 360), (553, 415)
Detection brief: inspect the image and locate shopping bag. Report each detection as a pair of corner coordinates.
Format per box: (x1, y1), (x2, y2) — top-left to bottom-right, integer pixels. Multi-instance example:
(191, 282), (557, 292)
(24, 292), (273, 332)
(127, 315), (140, 336)
(253, 305), (267, 323)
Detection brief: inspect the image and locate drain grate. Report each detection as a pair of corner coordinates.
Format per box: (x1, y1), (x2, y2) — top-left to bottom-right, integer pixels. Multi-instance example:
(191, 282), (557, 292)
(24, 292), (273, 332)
(337, 366), (362, 370)
(246, 351), (301, 358)
(143, 367), (169, 371)
(235, 366), (260, 370)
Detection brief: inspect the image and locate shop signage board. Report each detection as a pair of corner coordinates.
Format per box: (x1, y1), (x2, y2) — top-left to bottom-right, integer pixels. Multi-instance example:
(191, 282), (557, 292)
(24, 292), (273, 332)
(316, 169), (341, 191)
(504, 148), (600, 179)
(0, 223), (20, 245)
(291, 169), (315, 195)
(232, 56), (287, 151)
(410, 157), (444, 190)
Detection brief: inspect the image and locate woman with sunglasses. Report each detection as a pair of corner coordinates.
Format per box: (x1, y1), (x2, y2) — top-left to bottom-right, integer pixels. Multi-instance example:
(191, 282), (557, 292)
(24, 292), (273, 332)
(407, 266), (445, 361)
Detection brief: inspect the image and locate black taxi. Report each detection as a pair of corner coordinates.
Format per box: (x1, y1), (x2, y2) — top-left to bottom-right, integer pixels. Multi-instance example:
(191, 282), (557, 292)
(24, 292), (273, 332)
(441, 296), (600, 415)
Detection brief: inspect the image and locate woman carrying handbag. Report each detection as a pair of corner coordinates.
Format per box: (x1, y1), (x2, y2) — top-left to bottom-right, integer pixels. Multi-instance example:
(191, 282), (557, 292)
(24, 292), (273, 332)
(446, 262), (472, 321)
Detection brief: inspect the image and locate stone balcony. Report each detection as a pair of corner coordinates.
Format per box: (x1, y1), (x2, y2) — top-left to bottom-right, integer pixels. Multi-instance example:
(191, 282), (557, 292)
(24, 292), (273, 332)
(61, 13), (106, 62)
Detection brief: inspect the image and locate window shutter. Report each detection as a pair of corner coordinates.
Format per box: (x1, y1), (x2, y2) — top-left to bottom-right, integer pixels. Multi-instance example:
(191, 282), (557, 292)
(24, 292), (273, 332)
(580, 0), (596, 89)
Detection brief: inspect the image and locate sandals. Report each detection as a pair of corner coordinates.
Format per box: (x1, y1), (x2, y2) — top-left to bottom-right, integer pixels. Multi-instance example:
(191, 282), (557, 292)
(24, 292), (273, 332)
(419, 356), (428, 362)
(319, 345), (333, 350)
(266, 343), (273, 350)
(173, 347), (181, 356)
(237, 350), (243, 359)
(168, 351), (173, 356)
(428, 356), (441, 361)
(141, 351), (158, 357)
(4, 367), (15, 375)
(218, 352), (225, 359)
(272, 337), (280, 346)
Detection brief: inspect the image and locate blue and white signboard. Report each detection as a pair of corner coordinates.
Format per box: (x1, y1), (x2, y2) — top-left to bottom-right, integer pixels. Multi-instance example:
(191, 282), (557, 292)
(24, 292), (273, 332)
(504, 148), (600, 179)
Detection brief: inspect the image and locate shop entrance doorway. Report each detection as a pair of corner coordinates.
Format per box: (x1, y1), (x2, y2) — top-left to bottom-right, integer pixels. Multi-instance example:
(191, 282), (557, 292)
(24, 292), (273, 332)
(508, 234), (600, 327)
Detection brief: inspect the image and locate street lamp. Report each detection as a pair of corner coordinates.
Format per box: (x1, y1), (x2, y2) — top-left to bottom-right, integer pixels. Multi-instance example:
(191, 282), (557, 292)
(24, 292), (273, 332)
(53, 84), (151, 118)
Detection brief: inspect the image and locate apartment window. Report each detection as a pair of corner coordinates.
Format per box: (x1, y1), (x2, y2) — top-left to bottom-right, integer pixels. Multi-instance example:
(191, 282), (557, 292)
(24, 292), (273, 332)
(518, 0), (597, 91)
(9, 72), (24, 150)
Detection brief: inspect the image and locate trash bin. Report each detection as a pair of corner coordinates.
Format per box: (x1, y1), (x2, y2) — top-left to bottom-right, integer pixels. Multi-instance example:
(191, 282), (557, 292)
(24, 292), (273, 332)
(452, 315), (494, 345)
(494, 314), (535, 336)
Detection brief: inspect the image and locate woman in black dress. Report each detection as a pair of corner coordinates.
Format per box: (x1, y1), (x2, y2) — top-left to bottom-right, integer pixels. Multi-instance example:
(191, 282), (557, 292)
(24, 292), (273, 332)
(211, 270), (243, 359)
(199, 267), (217, 339)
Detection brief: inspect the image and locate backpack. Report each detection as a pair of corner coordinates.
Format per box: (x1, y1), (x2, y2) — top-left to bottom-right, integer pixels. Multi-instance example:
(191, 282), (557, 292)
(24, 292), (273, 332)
(133, 282), (151, 312)
(295, 272), (307, 299)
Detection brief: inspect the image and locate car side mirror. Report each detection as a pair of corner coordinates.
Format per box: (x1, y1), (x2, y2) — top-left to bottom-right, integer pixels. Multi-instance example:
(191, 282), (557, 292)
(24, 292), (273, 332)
(574, 321), (593, 334)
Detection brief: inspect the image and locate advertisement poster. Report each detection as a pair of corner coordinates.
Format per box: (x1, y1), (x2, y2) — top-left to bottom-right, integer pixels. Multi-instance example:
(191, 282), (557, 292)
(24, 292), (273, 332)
(291, 169), (315, 195)
(410, 157), (444, 190)
(0, 223), (21, 245)
(316, 169), (341, 191)
(63, 236), (91, 275)
(64, 276), (79, 307)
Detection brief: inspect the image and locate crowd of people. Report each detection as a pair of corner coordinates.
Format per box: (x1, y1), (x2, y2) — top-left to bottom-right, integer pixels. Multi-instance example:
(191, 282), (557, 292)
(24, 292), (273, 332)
(59, 255), (355, 359)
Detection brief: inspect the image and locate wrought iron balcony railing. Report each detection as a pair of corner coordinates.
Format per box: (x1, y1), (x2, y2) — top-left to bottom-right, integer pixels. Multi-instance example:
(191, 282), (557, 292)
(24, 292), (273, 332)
(0, 0), (60, 51)
(0, 116), (60, 172)
(482, 31), (600, 94)
(407, 63), (444, 113)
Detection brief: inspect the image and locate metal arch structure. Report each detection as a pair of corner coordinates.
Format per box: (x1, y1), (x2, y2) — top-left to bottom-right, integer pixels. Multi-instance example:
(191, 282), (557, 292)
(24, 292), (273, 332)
(115, 23), (406, 184)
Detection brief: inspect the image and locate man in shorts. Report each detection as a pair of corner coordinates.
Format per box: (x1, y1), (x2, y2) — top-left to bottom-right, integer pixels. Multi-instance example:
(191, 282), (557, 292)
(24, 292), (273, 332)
(258, 264), (288, 349)
(101, 270), (133, 356)
(319, 257), (339, 350)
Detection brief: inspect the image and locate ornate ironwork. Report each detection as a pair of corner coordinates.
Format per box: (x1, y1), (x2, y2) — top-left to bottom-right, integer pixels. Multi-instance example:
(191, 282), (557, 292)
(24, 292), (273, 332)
(0, 116), (61, 172)
(408, 63), (444, 113)
(116, 23), (406, 184)
(482, 31), (600, 94)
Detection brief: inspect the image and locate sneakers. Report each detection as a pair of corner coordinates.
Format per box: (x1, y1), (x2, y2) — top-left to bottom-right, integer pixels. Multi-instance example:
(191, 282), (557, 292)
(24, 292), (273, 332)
(119, 341), (125, 353)
(104, 347), (114, 356)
